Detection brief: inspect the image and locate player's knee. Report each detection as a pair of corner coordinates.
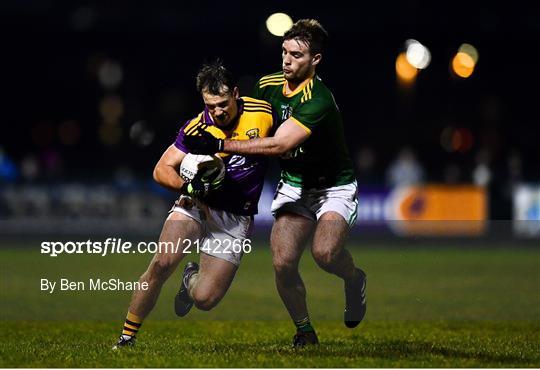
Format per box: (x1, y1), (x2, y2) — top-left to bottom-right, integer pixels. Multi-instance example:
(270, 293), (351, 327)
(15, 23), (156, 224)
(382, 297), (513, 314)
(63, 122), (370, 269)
(312, 247), (339, 269)
(192, 290), (220, 311)
(273, 257), (297, 277)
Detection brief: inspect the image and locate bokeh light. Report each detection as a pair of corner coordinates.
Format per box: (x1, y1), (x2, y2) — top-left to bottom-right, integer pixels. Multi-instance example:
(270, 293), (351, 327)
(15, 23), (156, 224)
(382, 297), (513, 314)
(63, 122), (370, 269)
(266, 13), (293, 36)
(129, 121), (155, 147)
(99, 95), (124, 125)
(396, 52), (418, 84)
(405, 39), (431, 69)
(452, 52), (475, 78)
(451, 43), (478, 78)
(459, 43), (479, 63)
(98, 59), (123, 89)
(99, 124), (123, 146)
(441, 127), (474, 153)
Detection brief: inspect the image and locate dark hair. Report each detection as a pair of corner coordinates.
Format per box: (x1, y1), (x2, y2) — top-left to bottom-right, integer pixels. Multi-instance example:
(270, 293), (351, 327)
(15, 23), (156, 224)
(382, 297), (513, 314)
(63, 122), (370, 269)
(196, 59), (236, 95)
(283, 19), (328, 55)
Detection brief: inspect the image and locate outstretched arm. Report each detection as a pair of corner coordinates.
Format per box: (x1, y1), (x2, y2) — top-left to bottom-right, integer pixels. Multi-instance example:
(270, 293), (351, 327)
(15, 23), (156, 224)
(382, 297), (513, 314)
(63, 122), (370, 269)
(223, 118), (309, 156)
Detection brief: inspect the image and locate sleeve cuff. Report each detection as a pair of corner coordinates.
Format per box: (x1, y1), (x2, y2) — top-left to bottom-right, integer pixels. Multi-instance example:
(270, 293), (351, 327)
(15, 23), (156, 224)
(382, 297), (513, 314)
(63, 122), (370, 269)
(290, 117), (312, 135)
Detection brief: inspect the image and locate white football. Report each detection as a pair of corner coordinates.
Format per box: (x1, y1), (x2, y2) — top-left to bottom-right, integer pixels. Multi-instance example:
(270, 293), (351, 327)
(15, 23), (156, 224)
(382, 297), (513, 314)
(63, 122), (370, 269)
(180, 153), (225, 188)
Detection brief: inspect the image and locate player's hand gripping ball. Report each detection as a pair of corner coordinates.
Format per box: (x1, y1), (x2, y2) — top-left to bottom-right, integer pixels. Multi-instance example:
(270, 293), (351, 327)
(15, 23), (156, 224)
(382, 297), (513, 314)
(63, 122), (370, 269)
(180, 154), (225, 198)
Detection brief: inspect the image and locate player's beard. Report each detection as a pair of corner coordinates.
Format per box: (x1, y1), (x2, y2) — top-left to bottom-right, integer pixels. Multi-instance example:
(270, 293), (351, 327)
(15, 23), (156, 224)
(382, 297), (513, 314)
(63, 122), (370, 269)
(284, 74), (302, 85)
(284, 66), (313, 86)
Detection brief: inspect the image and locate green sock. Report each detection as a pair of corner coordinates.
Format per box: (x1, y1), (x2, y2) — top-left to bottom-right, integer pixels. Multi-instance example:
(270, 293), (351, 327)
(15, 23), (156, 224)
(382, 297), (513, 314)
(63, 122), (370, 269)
(294, 316), (315, 333)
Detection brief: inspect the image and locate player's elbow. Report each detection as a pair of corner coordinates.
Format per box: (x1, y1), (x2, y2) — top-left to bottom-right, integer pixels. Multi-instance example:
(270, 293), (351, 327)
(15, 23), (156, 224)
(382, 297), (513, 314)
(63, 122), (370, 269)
(153, 163), (168, 185)
(272, 144), (288, 156)
(152, 164), (161, 184)
(269, 140), (293, 156)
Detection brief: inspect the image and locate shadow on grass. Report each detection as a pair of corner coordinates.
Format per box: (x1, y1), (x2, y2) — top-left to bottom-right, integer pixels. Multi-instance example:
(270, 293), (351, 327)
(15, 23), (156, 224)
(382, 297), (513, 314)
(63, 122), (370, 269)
(175, 338), (534, 366)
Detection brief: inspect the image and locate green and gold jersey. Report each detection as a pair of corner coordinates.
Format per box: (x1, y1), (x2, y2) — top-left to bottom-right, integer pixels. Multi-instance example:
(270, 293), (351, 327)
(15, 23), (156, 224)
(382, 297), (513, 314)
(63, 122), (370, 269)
(253, 72), (355, 188)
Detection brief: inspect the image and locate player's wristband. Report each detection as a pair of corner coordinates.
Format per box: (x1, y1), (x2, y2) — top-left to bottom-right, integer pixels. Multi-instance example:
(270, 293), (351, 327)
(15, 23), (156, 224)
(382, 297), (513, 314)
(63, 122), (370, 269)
(217, 139), (224, 152)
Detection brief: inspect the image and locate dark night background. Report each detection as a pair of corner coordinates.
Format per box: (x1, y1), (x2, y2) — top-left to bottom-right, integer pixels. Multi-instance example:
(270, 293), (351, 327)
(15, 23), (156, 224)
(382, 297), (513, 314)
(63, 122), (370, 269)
(1, 1), (539, 220)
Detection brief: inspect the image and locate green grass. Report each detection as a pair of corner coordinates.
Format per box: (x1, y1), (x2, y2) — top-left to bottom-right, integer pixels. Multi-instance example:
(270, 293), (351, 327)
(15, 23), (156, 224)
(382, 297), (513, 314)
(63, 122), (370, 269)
(1, 320), (538, 367)
(1, 243), (539, 367)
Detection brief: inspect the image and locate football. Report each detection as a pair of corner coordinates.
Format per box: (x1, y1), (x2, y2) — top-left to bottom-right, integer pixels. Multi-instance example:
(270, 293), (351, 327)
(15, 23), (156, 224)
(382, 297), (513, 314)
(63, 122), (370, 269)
(179, 153), (226, 188)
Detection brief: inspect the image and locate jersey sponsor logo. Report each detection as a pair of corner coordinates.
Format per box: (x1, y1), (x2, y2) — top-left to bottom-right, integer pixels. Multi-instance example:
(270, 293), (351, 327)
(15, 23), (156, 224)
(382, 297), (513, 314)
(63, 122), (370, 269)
(227, 155), (246, 168)
(226, 155), (259, 177)
(227, 154), (258, 171)
(281, 104), (293, 121)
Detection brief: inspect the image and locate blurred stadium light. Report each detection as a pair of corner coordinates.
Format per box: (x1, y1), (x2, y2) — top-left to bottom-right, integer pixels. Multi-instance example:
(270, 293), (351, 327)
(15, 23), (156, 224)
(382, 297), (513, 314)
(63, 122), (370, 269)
(440, 127), (474, 153)
(459, 43), (479, 64)
(405, 39), (431, 69)
(129, 121), (155, 147)
(451, 44), (478, 78)
(396, 51), (418, 84)
(265, 13), (293, 36)
(98, 59), (123, 90)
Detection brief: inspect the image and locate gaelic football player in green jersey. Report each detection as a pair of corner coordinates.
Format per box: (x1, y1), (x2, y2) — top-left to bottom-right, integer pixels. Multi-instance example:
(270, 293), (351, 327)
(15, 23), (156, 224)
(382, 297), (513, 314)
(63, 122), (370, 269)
(184, 19), (366, 347)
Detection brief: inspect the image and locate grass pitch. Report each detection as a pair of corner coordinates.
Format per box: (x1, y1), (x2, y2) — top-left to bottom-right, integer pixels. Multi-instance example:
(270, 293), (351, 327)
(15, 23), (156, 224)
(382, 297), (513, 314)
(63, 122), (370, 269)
(1, 242), (539, 367)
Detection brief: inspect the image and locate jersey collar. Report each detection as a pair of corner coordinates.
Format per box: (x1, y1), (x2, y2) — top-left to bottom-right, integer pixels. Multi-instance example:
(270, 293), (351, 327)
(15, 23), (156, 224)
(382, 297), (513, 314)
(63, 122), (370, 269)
(282, 75), (315, 98)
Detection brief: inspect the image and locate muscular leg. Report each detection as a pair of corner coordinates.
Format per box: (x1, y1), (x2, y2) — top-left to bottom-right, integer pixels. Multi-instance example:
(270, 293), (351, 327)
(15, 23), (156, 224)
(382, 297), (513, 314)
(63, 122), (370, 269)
(127, 212), (202, 319)
(311, 211), (359, 282)
(189, 253), (238, 311)
(271, 212), (315, 322)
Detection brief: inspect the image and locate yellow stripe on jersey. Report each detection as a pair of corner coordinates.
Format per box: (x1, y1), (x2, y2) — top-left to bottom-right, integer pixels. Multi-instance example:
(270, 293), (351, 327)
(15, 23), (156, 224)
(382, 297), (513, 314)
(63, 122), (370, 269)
(244, 104), (272, 114)
(244, 98), (271, 105)
(243, 101), (272, 109)
(259, 76), (285, 84)
(244, 108), (272, 114)
(259, 74), (285, 89)
(243, 98), (273, 113)
(300, 79), (314, 103)
(242, 96), (272, 105)
(182, 114), (224, 141)
(183, 113), (205, 136)
(301, 89), (307, 103)
(259, 73), (284, 82)
(244, 104), (272, 109)
(260, 80), (286, 88)
(289, 117), (312, 135)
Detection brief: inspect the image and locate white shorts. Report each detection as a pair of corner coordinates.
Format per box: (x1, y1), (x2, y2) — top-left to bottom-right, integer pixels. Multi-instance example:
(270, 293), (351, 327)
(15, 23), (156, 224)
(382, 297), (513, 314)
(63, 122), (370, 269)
(271, 180), (358, 227)
(170, 196), (253, 266)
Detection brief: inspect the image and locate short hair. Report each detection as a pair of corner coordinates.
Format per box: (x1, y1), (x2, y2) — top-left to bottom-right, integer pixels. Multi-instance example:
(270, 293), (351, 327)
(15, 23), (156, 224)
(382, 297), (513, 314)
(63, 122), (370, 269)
(196, 59), (236, 95)
(283, 19), (328, 55)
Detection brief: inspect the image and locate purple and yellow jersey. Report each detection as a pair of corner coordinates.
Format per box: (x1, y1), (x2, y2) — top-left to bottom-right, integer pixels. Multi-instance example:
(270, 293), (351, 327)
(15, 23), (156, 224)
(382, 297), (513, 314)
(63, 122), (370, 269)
(174, 97), (276, 215)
